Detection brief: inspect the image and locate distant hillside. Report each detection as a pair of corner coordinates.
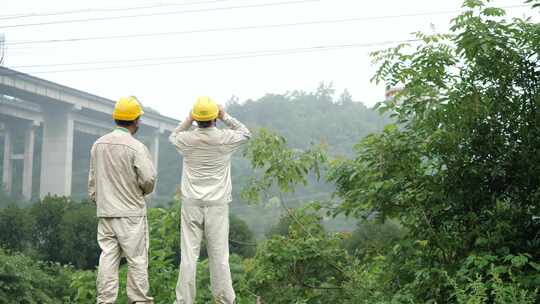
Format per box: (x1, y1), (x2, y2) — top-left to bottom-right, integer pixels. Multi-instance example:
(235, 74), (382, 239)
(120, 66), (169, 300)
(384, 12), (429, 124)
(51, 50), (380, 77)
(226, 84), (389, 156)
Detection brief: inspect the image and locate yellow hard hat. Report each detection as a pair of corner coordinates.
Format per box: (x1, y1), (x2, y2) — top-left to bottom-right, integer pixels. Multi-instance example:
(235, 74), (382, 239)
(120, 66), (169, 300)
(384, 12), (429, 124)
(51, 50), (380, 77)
(192, 96), (218, 121)
(113, 96), (144, 121)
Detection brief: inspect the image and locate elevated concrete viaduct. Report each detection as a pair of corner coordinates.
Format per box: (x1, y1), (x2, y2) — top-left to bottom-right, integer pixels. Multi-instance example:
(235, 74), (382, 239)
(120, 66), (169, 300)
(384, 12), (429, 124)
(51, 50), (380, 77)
(0, 67), (179, 200)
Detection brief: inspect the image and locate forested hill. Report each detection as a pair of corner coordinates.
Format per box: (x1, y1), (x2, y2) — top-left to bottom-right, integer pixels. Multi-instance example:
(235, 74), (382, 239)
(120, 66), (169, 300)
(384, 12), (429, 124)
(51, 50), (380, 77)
(225, 84), (389, 156)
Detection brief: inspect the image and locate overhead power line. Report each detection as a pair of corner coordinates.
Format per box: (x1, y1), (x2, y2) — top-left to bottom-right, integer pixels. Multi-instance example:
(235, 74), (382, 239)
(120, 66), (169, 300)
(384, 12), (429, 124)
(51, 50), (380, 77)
(6, 17), (382, 46)
(8, 39), (420, 74)
(11, 47), (324, 68)
(0, 0), (320, 29)
(3, 4), (529, 47)
(0, 0), (242, 20)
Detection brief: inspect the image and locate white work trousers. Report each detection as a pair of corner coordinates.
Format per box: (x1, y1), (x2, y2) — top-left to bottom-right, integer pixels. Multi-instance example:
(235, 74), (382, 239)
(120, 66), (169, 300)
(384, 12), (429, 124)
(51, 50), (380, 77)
(175, 204), (236, 304)
(97, 217), (153, 304)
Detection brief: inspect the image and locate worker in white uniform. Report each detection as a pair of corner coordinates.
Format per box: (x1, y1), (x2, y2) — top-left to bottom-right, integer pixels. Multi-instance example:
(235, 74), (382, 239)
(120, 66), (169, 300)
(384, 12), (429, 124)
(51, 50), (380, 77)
(88, 96), (157, 304)
(169, 96), (251, 304)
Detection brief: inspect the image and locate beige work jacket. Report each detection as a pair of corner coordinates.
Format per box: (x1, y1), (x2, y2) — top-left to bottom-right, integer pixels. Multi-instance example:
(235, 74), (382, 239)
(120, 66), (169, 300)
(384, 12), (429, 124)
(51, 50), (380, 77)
(88, 128), (156, 217)
(169, 114), (251, 206)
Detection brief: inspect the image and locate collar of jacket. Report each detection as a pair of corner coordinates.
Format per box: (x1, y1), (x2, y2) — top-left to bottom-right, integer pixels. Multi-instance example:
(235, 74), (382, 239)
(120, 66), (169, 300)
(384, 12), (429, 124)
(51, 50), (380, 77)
(114, 127), (130, 133)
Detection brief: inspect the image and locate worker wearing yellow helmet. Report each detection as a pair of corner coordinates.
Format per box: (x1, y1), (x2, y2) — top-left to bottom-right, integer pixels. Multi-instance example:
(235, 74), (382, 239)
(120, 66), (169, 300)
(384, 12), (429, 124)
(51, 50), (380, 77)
(89, 96), (156, 304)
(169, 96), (251, 304)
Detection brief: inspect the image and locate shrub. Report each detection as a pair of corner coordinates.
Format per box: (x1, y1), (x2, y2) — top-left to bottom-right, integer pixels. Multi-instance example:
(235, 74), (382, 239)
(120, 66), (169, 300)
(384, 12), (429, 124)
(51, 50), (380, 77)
(0, 249), (73, 304)
(0, 204), (32, 252)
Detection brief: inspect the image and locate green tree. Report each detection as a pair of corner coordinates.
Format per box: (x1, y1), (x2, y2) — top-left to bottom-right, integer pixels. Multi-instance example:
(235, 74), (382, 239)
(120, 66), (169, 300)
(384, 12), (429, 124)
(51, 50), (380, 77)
(58, 202), (99, 269)
(246, 207), (351, 304)
(240, 129), (363, 303)
(240, 128), (327, 204)
(0, 249), (73, 304)
(343, 219), (405, 260)
(0, 204), (32, 252)
(229, 214), (257, 258)
(29, 196), (70, 262)
(328, 1), (540, 302)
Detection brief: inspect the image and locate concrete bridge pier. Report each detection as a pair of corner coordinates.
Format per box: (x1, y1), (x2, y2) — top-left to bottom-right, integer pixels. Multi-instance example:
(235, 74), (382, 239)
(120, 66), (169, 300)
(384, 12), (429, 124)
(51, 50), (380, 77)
(22, 123), (37, 201)
(1, 123), (12, 194)
(148, 129), (161, 171)
(39, 108), (74, 198)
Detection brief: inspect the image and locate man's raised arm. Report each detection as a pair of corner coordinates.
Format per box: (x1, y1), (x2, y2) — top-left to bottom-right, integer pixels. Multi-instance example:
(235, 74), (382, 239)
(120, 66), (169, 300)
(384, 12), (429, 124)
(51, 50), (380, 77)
(169, 115), (194, 153)
(219, 105), (251, 148)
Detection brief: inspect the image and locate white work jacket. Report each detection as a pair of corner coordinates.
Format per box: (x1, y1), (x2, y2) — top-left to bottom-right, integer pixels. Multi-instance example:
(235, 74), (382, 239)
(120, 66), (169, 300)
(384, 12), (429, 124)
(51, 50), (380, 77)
(169, 114), (251, 206)
(88, 128), (156, 217)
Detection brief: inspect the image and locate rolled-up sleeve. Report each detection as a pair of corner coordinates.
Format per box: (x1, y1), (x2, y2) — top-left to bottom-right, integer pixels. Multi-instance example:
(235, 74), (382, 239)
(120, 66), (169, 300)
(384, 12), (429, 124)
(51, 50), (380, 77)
(88, 145), (97, 203)
(134, 146), (157, 195)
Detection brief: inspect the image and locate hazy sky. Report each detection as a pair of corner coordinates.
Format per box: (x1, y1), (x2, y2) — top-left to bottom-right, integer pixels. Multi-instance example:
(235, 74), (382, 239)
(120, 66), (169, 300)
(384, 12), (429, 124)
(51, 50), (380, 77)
(0, 0), (534, 119)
